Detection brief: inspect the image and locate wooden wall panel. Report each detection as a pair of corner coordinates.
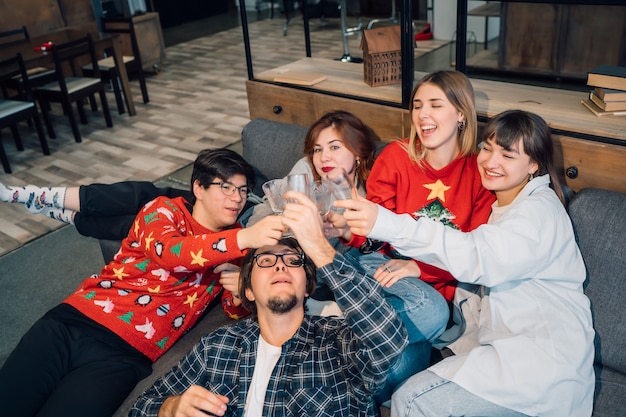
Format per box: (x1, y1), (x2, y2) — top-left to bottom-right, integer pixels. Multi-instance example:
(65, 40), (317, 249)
(0, 0), (65, 36)
(500, 3), (560, 74)
(559, 5), (626, 77)
(58, 0), (96, 28)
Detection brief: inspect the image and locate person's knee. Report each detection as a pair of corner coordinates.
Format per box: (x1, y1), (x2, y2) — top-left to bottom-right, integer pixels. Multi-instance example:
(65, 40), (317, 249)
(375, 342), (431, 405)
(391, 370), (450, 416)
(384, 280), (450, 342)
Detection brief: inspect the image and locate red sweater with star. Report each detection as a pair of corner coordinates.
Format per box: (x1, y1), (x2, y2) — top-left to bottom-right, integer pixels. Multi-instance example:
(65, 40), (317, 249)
(347, 139), (495, 302)
(63, 196), (249, 361)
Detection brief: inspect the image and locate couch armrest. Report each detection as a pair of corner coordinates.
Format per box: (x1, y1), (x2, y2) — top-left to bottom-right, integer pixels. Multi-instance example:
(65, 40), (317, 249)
(568, 188), (626, 415)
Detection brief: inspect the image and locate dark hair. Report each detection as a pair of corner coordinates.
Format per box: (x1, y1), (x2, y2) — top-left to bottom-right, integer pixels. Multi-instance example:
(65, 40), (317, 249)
(238, 237), (317, 316)
(190, 148), (256, 200)
(303, 110), (380, 190)
(408, 71), (477, 164)
(482, 110), (565, 205)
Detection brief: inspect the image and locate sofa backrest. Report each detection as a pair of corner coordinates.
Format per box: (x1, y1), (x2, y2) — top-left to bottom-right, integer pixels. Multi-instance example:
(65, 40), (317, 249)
(242, 119), (309, 196)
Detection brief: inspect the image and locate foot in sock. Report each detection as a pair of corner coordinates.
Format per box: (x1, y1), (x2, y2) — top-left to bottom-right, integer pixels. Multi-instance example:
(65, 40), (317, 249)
(41, 207), (76, 224)
(0, 183), (66, 213)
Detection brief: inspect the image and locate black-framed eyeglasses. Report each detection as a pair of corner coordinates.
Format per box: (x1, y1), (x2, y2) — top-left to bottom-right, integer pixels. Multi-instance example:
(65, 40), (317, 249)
(210, 182), (251, 198)
(253, 252), (305, 268)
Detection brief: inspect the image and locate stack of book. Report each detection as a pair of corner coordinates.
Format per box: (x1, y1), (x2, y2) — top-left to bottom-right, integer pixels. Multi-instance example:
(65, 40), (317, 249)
(582, 66), (626, 117)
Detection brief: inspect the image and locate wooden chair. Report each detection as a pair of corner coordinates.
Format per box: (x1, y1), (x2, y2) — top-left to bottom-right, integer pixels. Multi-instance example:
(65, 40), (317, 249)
(0, 26), (57, 91)
(82, 17), (149, 115)
(35, 34), (113, 144)
(0, 53), (50, 173)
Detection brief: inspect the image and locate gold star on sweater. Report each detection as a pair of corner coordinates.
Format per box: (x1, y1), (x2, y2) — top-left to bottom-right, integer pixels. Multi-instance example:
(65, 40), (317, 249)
(113, 267), (130, 280)
(144, 232), (155, 250)
(184, 292), (199, 308)
(424, 179), (451, 201)
(190, 249), (209, 267)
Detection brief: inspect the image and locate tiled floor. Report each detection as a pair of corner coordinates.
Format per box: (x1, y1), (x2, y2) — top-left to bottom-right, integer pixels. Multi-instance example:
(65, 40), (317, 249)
(0, 10), (450, 257)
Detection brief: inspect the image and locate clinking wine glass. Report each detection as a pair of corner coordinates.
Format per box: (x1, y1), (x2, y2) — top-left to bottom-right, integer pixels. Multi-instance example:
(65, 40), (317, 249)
(262, 179), (287, 215)
(313, 180), (332, 217)
(324, 167), (355, 214)
(285, 173), (312, 203)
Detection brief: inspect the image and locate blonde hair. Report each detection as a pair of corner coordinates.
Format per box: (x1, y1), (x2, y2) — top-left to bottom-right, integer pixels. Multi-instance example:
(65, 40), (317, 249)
(406, 71), (477, 165)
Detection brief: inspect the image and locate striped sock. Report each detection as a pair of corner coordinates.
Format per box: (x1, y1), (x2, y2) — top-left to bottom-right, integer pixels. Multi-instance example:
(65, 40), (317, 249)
(0, 184), (67, 213)
(41, 207), (75, 224)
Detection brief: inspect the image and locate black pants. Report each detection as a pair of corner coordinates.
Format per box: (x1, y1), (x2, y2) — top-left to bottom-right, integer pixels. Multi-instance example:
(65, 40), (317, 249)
(0, 304), (152, 417)
(74, 181), (192, 240)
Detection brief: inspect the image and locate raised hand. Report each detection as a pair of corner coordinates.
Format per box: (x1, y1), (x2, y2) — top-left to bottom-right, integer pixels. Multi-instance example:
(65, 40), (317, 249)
(332, 193), (379, 237)
(323, 210), (351, 240)
(236, 215), (286, 250)
(282, 190), (336, 267)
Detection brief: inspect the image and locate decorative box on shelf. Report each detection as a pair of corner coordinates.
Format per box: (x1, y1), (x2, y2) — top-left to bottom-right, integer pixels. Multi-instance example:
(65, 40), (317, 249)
(361, 25), (402, 87)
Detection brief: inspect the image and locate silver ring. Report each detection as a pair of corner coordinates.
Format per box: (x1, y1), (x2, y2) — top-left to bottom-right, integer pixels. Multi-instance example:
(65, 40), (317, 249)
(384, 266), (392, 273)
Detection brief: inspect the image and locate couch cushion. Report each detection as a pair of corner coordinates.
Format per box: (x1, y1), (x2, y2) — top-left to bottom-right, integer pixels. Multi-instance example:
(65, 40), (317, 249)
(242, 119), (309, 195)
(568, 188), (626, 416)
(569, 188), (626, 373)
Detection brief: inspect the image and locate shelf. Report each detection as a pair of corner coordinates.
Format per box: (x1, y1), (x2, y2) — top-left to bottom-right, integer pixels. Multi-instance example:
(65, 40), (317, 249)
(254, 58), (403, 106)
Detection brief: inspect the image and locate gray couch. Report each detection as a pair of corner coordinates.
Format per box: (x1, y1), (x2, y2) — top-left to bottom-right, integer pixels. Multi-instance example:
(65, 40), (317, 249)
(2, 119), (624, 417)
(108, 119), (626, 416)
(245, 119), (626, 417)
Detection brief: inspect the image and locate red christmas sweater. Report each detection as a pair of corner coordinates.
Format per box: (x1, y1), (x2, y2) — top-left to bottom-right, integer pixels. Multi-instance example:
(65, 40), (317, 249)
(347, 139), (495, 302)
(63, 196), (249, 361)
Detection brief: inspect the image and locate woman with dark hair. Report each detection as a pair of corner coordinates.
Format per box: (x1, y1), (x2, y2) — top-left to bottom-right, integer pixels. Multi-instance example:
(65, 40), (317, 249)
(338, 110), (594, 417)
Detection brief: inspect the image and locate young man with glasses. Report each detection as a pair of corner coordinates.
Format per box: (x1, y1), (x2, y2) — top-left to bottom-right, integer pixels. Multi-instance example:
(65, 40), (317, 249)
(129, 190), (408, 417)
(0, 158), (264, 241)
(0, 149), (286, 417)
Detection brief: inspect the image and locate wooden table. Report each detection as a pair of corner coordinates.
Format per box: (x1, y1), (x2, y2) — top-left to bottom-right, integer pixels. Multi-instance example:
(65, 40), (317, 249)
(0, 27), (136, 116)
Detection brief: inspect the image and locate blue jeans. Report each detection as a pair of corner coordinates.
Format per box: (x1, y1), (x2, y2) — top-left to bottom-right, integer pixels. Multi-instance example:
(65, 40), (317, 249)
(343, 248), (449, 404)
(391, 370), (531, 417)
(343, 248), (449, 344)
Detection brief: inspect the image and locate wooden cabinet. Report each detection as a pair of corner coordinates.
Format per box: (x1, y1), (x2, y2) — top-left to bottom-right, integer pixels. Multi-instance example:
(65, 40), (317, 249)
(246, 81), (411, 142)
(247, 60), (626, 193)
(247, 57), (412, 142)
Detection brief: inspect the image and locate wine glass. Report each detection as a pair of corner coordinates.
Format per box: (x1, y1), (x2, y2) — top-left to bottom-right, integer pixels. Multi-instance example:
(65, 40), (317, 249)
(285, 173), (312, 203)
(313, 180), (332, 217)
(324, 168), (354, 213)
(262, 179), (287, 214)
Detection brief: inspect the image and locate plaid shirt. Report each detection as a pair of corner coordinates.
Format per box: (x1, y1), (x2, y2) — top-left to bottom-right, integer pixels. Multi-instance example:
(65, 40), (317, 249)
(130, 253), (408, 417)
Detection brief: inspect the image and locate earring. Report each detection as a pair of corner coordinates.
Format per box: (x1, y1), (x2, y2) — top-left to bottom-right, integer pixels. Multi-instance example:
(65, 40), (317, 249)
(529, 171), (536, 180)
(458, 120), (466, 131)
